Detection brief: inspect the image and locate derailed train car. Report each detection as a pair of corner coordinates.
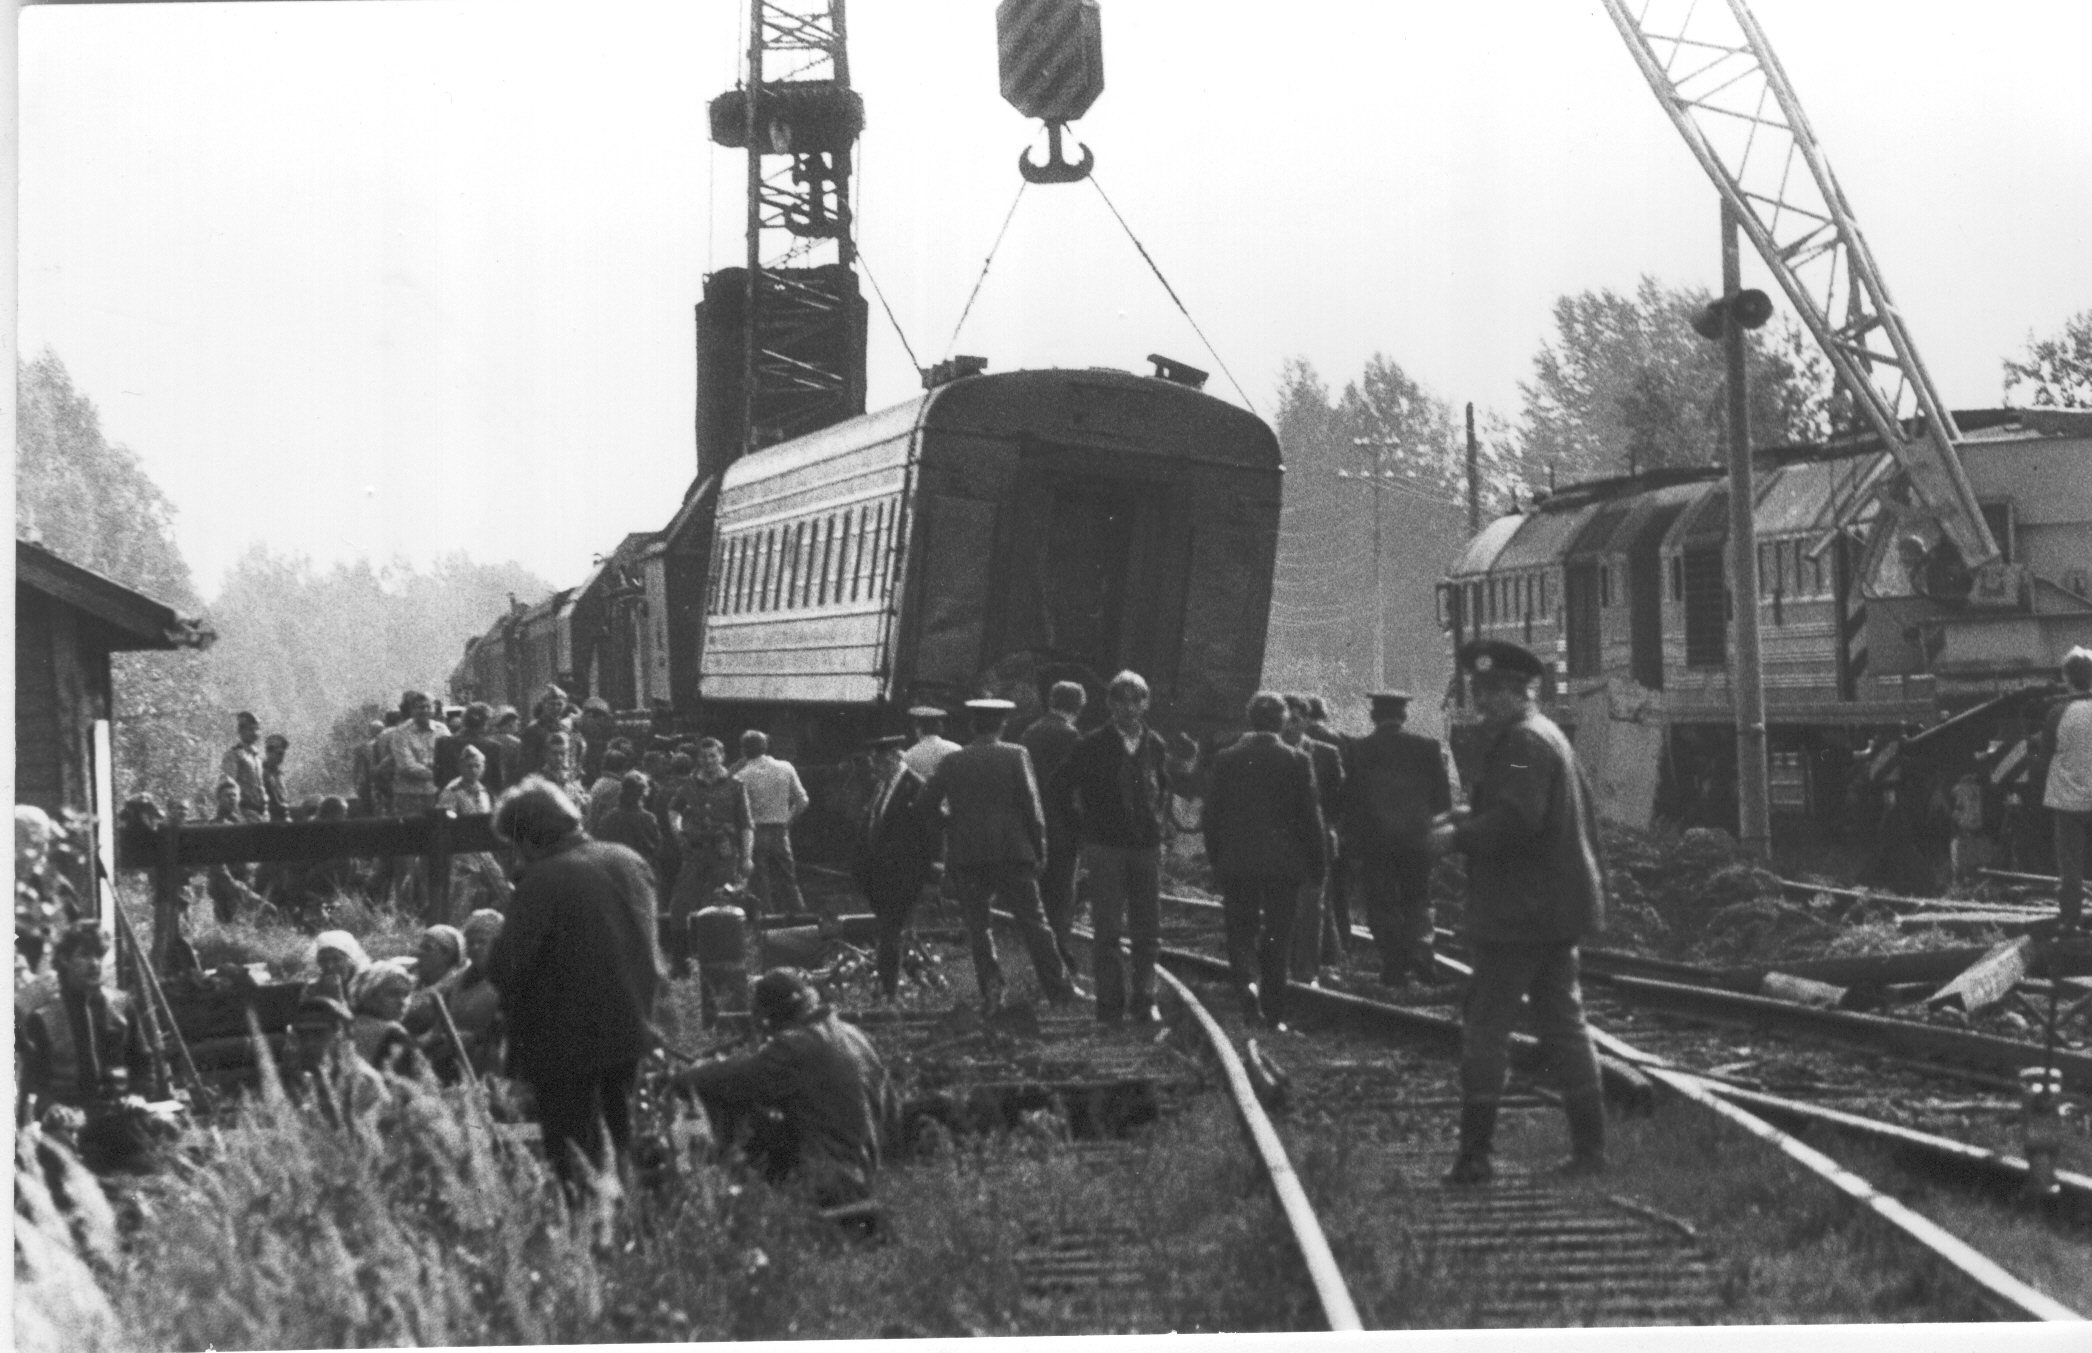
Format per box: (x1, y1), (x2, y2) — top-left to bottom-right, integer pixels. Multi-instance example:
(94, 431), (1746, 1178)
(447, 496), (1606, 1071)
(1441, 408), (2092, 865)
(454, 363), (1283, 766)
(698, 365), (1282, 759)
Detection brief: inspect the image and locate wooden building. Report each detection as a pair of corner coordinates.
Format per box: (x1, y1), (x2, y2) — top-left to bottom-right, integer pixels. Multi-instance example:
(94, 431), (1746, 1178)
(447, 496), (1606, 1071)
(15, 538), (214, 816)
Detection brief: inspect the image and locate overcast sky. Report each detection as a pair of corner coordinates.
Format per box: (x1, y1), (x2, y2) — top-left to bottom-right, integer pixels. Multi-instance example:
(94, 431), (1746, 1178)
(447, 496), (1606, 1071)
(20, 0), (2092, 598)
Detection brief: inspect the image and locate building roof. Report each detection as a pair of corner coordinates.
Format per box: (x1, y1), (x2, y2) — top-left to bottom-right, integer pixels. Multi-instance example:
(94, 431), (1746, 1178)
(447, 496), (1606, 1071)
(15, 538), (215, 651)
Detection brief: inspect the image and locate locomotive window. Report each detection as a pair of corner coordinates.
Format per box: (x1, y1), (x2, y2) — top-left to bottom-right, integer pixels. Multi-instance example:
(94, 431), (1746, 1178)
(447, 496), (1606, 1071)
(1600, 566), (1612, 608)
(1669, 554), (1683, 602)
(726, 537), (743, 614)
(1539, 573), (1550, 618)
(738, 535), (755, 613)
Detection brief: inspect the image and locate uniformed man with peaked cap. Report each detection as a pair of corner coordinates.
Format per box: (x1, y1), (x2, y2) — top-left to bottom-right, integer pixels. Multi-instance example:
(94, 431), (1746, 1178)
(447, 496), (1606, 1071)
(1428, 639), (1608, 1185)
(1341, 688), (1452, 987)
(903, 705), (962, 782)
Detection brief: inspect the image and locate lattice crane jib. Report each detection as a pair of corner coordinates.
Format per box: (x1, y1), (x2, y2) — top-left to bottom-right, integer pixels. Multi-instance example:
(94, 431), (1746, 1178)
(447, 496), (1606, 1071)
(709, 0), (868, 461)
(1600, 0), (2003, 601)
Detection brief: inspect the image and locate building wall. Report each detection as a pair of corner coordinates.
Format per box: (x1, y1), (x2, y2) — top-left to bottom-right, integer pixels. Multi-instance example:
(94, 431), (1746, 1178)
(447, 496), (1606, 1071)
(14, 586), (114, 816)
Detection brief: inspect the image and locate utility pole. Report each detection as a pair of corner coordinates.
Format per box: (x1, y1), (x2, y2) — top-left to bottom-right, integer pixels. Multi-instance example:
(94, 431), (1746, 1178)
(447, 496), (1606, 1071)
(1337, 438), (1401, 691)
(1465, 402), (1480, 535)
(1720, 199), (1772, 859)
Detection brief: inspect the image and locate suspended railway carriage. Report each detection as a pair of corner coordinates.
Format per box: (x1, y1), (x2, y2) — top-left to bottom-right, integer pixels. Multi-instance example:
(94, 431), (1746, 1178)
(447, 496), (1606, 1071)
(1441, 409), (2092, 858)
(697, 366), (1283, 760)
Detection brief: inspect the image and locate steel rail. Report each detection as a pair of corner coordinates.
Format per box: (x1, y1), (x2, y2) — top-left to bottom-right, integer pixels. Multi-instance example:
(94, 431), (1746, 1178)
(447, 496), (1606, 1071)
(1326, 951), (2085, 1321)
(1034, 914), (1363, 1331)
(1639, 1066), (2082, 1321)
(1601, 973), (2092, 1092)
(1152, 962), (1365, 1332)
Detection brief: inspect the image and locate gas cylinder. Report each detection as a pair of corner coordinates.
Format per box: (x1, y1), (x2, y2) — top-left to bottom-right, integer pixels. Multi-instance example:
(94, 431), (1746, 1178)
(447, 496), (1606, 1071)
(691, 903), (750, 1025)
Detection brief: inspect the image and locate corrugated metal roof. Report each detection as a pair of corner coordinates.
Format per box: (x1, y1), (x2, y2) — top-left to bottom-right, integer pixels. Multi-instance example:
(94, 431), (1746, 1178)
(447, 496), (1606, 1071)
(1448, 513), (1525, 576)
(722, 393), (931, 492)
(1493, 498), (1603, 571)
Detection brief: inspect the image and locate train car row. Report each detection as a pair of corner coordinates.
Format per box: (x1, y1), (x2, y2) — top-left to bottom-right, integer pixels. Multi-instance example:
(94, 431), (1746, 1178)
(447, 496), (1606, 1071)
(451, 362), (1282, 766)
(1441, 407), (2092, 846)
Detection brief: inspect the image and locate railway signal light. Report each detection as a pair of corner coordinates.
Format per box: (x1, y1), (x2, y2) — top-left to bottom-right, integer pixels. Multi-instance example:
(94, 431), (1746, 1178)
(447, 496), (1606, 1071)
(1692, 288), (1774, 340)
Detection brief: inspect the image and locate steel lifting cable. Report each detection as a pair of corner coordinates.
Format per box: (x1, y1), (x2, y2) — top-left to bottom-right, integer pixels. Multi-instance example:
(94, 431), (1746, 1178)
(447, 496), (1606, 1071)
(943, 180), (1030, 360)
(1088, 174), (1259, 418)
(856, 245), (924, 376)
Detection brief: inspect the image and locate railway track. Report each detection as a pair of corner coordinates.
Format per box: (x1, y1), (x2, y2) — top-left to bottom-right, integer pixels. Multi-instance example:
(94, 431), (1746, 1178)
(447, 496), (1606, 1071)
(1142, 889), (2087, 1322)
(764, 865), (2086, 1325)
(802, 912), (1361, 1333)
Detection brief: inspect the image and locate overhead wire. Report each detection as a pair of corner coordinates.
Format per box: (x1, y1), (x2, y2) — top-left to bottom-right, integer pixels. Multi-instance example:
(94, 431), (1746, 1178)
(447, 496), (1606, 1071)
(1087, 174), (1259, 417)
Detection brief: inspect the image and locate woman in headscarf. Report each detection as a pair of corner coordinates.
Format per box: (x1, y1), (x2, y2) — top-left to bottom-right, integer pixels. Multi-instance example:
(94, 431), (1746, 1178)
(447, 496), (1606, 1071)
(347, 959), (421, 1076)
(437, 745), (513, 918)
(308, 930), (371, 1005)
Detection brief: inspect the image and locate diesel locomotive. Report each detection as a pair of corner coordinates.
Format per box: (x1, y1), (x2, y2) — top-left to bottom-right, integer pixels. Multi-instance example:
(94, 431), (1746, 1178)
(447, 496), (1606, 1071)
(1440, 407), (2092, 863)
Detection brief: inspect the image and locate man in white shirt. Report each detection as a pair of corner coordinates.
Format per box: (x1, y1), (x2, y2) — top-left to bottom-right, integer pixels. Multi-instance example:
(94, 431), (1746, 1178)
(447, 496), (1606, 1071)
(2040, 646), (2092, 934)
(736, 730), (809, 916)
(377, 690), (446, 915)
(903, 705), (961, 781)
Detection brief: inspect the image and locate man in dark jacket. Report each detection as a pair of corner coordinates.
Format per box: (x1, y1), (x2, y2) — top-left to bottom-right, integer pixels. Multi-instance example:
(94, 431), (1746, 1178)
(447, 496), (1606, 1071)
(921, 699), (1074, 1009)
(676, 968), (898, 1206)
(1048, 670), (1172, 1022)
(486, 776), (667, 1189)
(1430, 640), (1608, 1185)
(1282, 695), (1345, 980)
(1343, 690), (1452, 988)
(1205, 693), (1326, 1029)
(852, 735), (941, 997)
(1020, 680), (1088, 971)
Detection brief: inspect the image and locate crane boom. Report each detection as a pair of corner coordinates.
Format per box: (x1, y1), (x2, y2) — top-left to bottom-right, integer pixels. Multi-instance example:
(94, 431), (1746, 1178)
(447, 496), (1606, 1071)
(1600, 0), (1998, 574)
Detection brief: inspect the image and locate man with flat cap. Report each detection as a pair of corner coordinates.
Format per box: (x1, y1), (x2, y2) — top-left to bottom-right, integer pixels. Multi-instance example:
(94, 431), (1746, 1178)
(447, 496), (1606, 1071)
(853, 734), (941, 997)
(1429, 638), (1608, 1184)
(1342, 689), (1452, 989)
(920, 699), (1076, 1009)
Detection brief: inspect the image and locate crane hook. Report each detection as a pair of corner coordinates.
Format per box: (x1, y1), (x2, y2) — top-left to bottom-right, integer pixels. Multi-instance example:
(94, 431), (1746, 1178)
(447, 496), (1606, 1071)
(1018, 121), (1094, 184)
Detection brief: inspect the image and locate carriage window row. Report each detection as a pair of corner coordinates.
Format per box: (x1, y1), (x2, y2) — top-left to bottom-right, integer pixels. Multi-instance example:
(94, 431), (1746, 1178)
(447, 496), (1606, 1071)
(709, 496), (902, 617)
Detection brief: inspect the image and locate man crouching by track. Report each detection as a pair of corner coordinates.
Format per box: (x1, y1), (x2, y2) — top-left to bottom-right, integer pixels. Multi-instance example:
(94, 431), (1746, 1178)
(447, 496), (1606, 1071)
(674, 968), (898, 1207)
(1428, 639), (1608, 1185)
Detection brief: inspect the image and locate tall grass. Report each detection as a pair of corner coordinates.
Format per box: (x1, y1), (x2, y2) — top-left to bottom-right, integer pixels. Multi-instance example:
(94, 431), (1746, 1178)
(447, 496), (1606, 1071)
(108, 1063), (604, 1350)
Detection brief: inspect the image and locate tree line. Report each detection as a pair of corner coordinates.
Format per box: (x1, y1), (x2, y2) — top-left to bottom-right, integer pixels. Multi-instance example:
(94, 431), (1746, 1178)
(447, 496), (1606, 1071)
(16, 352), (552, 810)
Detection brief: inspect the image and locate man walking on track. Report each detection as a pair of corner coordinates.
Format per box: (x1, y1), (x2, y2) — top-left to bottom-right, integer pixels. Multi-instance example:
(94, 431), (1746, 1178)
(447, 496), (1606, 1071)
(921, 698), (1075, 1011)
(486, 777), (667, 1193)
(736, 731), (809, 916)
(1343, 690), (1451, 989)
(903, 705), (961, 781)
(1430, 639), (1608, 1185)
(1020, 680), (1088, 972)
(1050, 670), (1173, 1023)
(2039, 645), (2092, 935)
(852, 735), (940, 999)
(1204, 692), (1326, 1031)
